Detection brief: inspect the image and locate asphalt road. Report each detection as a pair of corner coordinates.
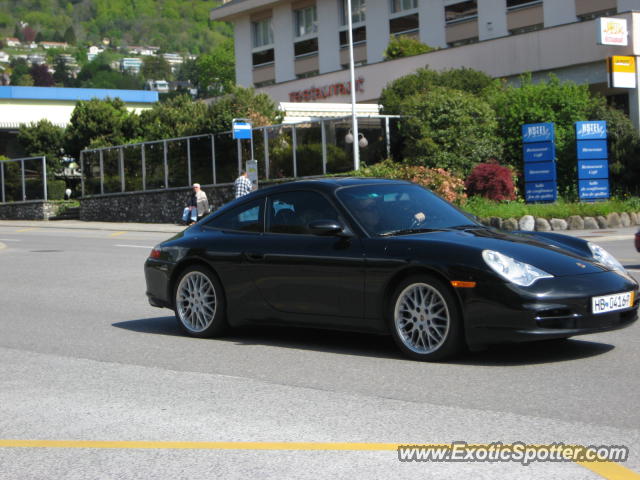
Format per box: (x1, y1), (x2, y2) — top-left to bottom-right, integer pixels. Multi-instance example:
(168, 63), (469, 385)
(0, 221), (638, 480)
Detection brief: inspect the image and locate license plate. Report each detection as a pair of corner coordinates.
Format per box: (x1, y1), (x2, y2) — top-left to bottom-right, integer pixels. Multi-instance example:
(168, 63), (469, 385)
(592, 291), (634, 314)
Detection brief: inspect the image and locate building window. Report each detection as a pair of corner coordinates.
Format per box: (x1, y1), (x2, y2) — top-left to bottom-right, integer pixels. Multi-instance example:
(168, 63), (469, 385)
(294, 6), (318, 37)
(445, 1), (477, 23)
(294, 38), (319, 57)
(252, 18), (273, 48)
(339, 26), (367, 46)
(252, 49), (274, 67)
(390, 13), (419, 35)
(506, 0), (541, 10)
(391, 0), (417, 14)
(341, 0), (366, 26)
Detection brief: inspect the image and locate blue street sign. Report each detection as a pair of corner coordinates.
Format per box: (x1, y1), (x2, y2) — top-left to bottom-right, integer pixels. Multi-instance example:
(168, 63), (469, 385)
(579, 179), (610, 200)
(576, 121), (607, 140)
(523, 142), (555, 162)
(232, 121), (252, 140)
(522, 123), (555, 143)
(524, 161), (556, 182)
(578, 159), (609, 180)
(525, 181), (557, 203)
(577, 139), (608, 160)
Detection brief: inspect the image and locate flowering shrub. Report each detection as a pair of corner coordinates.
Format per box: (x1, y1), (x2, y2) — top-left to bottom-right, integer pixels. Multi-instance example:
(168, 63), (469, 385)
(360, 160), (467, 204)
(465, 162), (516, 201)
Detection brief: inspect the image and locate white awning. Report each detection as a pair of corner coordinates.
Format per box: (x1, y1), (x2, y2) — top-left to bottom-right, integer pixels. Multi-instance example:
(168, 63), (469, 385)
(279, 102), (381, 124)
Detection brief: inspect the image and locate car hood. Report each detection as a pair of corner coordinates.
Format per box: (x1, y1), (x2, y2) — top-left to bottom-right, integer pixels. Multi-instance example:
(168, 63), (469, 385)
(387, 226), (610, 277)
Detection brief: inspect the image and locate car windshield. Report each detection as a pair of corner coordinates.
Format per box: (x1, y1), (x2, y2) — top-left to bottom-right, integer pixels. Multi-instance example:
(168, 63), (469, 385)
(337, 183), (478, 236)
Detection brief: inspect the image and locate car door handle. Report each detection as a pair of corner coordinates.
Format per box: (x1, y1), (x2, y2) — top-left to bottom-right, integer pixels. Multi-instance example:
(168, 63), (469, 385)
(244, 252), (264, 262)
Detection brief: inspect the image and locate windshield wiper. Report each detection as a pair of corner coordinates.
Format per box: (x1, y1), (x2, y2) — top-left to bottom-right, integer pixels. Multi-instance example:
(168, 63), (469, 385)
(378, 228), (442, 237)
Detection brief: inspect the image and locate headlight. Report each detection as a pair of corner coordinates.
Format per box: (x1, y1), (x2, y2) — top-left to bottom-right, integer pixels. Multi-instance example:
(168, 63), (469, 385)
(482, 250), (553, 287)
(588, 242), (625, 272)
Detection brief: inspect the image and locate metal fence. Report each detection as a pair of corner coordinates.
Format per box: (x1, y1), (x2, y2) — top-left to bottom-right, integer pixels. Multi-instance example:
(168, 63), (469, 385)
(80, 116), (401, 197)
(0, 156), (49, 203)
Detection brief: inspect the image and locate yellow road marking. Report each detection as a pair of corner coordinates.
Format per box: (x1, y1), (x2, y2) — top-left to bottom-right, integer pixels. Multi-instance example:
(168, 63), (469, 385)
(0, 440), (637, 479)
(0, 242), (5, 250)
(109, 231), (127, 237)
(16, 228), (36, 233)
(576, 460), (640, 480)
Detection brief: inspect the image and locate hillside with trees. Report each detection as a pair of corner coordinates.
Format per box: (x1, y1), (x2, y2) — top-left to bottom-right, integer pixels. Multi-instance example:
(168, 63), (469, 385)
(0, 0), (231, 54)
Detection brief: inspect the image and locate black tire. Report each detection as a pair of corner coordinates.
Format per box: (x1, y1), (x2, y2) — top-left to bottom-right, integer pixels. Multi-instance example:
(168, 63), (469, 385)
(388, 274), (463, 361)
(173, 265), (227, 338)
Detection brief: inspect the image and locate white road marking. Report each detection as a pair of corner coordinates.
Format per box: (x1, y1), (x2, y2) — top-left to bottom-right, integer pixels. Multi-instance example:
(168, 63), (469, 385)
(0, 238), (20, 242)
(115, 244), (154, 249)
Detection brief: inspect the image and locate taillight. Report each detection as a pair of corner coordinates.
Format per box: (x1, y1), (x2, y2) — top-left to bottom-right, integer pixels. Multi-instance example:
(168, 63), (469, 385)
(149, 248), (162, 259)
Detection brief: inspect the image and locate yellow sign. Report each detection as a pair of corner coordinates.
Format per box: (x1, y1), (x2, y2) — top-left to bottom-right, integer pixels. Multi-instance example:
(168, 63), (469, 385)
(608, 56), (636, 89)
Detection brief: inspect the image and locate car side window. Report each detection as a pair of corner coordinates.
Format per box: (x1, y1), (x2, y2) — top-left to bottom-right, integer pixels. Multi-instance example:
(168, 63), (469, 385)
(268, 191), (339, 235)
(205, 198), (264, 233)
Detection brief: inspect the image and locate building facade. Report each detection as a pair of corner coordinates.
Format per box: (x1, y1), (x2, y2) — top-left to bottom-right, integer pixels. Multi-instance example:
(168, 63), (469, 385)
(211, 0), (640, 127)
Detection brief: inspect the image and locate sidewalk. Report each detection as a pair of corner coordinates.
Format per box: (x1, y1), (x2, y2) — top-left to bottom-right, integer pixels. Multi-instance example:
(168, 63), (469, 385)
(0, 219), (635, 240)
(0, 219), (184, 234)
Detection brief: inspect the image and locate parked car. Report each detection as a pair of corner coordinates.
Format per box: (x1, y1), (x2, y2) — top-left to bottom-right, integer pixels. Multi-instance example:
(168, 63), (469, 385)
(635, 229), (640, 252)
(144, 178), (638, 361)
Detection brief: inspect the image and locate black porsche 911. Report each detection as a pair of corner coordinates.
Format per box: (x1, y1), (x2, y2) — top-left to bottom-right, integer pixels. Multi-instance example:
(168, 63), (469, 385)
(144, 178), (638, 361)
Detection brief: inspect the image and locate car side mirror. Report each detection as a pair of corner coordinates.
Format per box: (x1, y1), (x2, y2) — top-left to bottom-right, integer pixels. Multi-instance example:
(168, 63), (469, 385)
(308, 220), (349, 237)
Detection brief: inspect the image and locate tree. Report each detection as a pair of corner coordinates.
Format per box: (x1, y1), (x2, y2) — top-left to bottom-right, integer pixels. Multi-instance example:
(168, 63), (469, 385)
(17, 120), (66, 170)
(141, 56), (172, 81)
(383, 36), (434, 60)
(395, 86), (503, 175)
(52, 57), (71, 86)
(487, 75), (598, 193)
(29, 64), (55, 86)
(205, 86), (281, 134)
(189, 39), (236, 97)
(380, 67), (497, 114)
(63, 25), (76, 44)
(138, 94), (209, 140)
(64, 98), (141, 158)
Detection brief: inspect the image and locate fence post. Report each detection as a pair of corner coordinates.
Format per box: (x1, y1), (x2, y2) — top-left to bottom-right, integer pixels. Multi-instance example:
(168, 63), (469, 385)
(42, 156), (48, 201)
(0, 161), (4, 203)
(263, 128), (270, 180)
(292, 126), (297, 178)
(163, 140), (169, 189)
(321, 120), (327, 175)
(141, 143), (146, 191)
(119, 148), (125, 192)
(80, 151), (85, 197)
(21, 159), (26, 201)
(385, 117), (391, 159)
(99, 150), (104, 195)
(211, 134), (217, 185)
(187, 137), (192, 186)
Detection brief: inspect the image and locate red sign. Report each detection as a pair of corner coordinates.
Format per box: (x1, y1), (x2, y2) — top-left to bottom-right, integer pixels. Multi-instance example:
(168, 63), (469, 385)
(289, 77), (365, 102)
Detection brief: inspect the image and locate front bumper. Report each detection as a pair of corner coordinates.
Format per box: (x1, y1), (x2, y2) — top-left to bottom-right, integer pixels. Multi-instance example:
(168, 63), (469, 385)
(462, 270), (638, 347)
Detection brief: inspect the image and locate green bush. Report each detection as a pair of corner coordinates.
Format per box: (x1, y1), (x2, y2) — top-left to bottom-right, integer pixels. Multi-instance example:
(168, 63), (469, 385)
(383, 36), (434, 60)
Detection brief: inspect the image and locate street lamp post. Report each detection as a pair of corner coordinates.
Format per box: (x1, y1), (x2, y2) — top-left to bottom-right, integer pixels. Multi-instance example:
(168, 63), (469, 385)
(346, 0), (360, 171)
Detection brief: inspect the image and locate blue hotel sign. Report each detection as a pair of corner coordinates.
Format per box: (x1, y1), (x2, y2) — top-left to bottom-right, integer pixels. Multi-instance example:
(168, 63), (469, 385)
(576, 121), (608, 201)
(523, 123), (557, 203)
(577, 140), (608, 160)
(576, 121), (607, 140)
(525, 162), (556, 182)
(579, 179), (610, 200)
(578, 159), (608, 179)
(522, 123), (554, 143)
(524, 142), (555, 162)
(525, 182), (558, 203)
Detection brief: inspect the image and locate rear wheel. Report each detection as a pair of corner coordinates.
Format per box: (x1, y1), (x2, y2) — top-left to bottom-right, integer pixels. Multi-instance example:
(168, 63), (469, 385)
(389, 275), (463, 361)
(174, 265), (227, 338)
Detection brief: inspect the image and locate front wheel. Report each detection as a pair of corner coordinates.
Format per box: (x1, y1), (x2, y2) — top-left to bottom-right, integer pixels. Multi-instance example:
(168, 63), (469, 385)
(174, 265), (227, 338)
(389, 275), (463, 361)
